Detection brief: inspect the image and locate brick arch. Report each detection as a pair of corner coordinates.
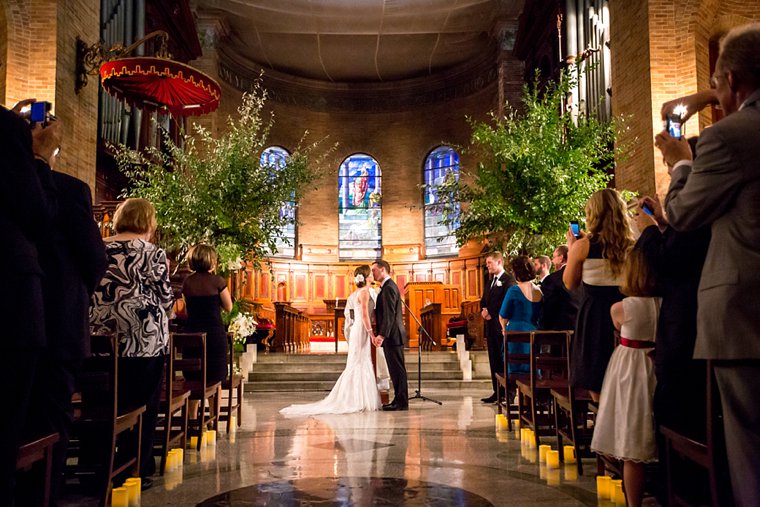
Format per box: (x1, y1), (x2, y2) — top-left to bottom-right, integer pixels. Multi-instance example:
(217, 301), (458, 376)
(0, 2), (6, 103)
(1, 0), (57, 107)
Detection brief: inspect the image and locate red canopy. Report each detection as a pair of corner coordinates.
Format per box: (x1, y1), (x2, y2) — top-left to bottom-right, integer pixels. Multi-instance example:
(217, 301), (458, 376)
(100, 57), (221, 117)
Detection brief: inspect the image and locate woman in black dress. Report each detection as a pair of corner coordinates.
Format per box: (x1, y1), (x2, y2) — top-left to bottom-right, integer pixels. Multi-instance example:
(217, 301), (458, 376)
(564, 188), (635, 400)
(181, 245), (234, 384)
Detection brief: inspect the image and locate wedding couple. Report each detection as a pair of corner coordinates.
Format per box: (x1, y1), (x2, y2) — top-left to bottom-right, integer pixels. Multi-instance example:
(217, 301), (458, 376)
(280, 260), (408, 416)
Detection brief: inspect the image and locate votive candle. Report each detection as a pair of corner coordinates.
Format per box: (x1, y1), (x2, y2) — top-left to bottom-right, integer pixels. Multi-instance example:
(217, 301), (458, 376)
(546, 449), (560, 469)
(538, 444), (551, 463)
(596, 475), (611, 499)
(563, 445), (576, 464)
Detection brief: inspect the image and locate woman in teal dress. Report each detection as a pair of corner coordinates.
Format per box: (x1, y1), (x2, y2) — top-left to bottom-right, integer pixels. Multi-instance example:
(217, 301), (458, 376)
(499, 256), (543, 373)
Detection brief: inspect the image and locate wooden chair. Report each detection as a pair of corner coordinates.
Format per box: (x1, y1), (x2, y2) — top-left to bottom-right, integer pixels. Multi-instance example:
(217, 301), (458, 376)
(68, 334), (145, 506)
(550, 330), (597, 475)
(515, 330), (570, 447)
(660, 360), (730, 506)
(155, 333), (191, 475)
(220, 333), (244, 434)
(16, 432), (60, 507)
(496, 331), (532, 430)
(170, 332), (222, 451)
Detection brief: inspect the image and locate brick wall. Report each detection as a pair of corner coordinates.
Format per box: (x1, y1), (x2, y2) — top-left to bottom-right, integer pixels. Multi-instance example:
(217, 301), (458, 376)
(0, 5), (6, 103)
(54, 0), (99, 189)
(611, 0), (760, 199)
(0, 0), (99, 192)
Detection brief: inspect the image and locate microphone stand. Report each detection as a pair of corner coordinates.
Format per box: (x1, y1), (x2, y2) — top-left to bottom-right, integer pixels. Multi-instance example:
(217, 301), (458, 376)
(401, 299), (442, 405)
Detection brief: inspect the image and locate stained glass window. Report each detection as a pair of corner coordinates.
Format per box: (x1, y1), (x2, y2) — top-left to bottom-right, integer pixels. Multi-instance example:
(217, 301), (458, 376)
(423, 146), (460, 257)
(338, 154), (382, 260)
(260, 146), (296, 258)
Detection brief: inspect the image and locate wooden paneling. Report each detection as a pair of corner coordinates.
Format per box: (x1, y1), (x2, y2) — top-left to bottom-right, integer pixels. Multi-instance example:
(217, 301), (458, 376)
(403, 282), (461, 348)
(313, 273), (327, 300)
(294, 273), (307, 301)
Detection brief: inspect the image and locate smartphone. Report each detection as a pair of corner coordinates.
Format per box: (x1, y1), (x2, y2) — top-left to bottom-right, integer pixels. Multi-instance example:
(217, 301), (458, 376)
(641, 203), (654, 216)
(30, 101), (52, 125)
(666, 115), (683, 139)
(570, 220), (580, 239)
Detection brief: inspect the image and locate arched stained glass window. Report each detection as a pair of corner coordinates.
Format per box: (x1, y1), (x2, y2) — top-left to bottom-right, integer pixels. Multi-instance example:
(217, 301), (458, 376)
(260, 146), (296, 258)
(338, 154), (382, 260)
(423, 146), (460, 257)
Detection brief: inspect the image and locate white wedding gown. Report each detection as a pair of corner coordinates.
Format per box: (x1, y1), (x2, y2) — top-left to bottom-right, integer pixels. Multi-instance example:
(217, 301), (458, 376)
(280, 291), (381, 416)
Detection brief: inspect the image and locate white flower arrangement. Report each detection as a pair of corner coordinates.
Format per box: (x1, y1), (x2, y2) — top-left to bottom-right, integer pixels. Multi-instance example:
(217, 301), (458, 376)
(354, 273), (365, 284)
(225, 256), (244, 273)
(228, 312), (257, 344)
(495, 279), (503, 287)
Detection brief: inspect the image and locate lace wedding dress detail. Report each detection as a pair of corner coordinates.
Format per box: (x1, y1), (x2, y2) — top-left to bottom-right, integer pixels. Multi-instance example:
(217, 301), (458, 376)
(280, 292), (381, 416)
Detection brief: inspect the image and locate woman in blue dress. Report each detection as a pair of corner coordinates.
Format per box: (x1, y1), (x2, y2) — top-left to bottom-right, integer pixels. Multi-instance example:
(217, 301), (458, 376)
(500, 255), (543, 372)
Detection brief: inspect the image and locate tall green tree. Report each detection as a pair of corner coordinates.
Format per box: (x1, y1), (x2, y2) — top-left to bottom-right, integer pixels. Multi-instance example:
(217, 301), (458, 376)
(438, 71), (624, 256)
(115, 82), (334, 270)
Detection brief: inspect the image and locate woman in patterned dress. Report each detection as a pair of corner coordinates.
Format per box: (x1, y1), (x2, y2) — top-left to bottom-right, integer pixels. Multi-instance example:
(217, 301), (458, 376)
(90, 198), (174, 484)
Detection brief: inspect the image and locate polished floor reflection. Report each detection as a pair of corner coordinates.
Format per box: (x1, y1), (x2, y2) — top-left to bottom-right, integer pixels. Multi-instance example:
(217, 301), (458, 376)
(141, 388), (600, 506)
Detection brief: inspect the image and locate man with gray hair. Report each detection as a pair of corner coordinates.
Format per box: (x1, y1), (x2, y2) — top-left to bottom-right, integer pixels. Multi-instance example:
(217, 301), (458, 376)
(656, 22), (760, 505)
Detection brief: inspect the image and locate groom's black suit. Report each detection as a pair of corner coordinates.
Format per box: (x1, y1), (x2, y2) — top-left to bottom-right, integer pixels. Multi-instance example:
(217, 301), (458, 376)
(376, 278), (408, 407)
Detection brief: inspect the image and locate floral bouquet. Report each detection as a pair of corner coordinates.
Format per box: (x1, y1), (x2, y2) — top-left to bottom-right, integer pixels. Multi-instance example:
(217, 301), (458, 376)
(228, 312), (257, 346)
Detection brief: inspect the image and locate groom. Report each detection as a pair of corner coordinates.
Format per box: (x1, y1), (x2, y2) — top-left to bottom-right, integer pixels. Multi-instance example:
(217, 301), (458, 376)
(371, 260), (409, 411)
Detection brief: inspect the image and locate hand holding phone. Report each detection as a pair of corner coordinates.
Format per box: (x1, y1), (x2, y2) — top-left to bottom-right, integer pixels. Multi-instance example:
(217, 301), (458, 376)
(666, 115), (683, 139)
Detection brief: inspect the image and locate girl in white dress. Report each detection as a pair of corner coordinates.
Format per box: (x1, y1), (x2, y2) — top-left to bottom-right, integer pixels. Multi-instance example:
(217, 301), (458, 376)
(281, 265), (381, 416)
(591, 244), (661, 507)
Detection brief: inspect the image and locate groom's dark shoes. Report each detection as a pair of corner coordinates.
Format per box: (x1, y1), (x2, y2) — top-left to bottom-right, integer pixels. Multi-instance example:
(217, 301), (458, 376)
(382, 401), (408, 411)
(481, 393), (498, 404)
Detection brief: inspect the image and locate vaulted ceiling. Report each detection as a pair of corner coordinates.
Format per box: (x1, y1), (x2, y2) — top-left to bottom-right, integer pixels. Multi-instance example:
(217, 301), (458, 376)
(196, 0), (523, 83)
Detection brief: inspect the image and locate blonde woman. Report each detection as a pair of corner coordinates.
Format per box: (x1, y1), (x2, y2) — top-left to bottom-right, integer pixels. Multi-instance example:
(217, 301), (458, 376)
(563, 188), (635, 400)
(281, 265), (381, 415)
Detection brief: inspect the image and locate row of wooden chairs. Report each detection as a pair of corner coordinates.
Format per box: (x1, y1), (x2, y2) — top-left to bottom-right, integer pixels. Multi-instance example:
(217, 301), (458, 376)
(57, 330), (242, 506)
(496, 330), (730, 505)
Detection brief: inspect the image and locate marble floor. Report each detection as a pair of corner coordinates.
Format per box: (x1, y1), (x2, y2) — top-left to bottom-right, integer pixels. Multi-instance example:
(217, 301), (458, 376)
(136, 387), (607, 506)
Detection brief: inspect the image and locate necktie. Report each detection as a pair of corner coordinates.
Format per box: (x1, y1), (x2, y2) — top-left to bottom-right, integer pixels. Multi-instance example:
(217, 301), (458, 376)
(491, 276), (497, 288)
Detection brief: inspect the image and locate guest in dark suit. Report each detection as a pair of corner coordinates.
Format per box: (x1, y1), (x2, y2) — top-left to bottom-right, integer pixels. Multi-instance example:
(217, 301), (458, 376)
(29, 170), (107, 505)
(538, 245), (579, 331)
(371, 259), (408, 411)
(479, 251), (515, 403)
(656, 22), (760, 505)
(0, 100), (60, 502)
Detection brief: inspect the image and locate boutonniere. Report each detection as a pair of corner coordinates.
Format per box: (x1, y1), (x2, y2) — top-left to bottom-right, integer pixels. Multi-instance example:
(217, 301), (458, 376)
(495, 280), (503, 287)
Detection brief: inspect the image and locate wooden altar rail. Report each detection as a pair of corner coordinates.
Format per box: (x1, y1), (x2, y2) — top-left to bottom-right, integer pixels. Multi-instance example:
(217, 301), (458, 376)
(272, 302), (310, 352)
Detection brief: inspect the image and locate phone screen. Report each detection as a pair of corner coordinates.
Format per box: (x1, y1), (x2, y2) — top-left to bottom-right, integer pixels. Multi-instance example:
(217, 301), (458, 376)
(667, 117), (683, 139)
(642, 203), (654, 216)
(570, 221), (580, 238)
(30, 102), (47, 123)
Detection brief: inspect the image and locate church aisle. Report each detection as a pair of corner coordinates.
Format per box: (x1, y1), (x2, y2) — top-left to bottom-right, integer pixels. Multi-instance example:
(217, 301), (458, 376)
(141, 388), (599, 506)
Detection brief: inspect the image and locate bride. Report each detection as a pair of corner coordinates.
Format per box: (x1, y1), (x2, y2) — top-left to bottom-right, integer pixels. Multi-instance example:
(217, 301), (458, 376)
(280, 265), (381, 416)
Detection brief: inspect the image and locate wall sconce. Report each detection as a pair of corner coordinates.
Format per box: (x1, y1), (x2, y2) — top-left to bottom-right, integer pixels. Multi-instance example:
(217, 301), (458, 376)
(76, 30), (171, 94)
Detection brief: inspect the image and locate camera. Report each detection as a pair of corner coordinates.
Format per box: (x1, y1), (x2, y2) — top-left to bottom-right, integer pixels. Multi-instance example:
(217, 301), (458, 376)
(666, 114), (683, 139)
(29, 101), (54, 127)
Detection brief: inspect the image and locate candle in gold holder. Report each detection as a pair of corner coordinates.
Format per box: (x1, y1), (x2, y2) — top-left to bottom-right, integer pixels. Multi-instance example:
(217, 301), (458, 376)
(596, 475), (611, 499)
(613, 481), (626, 505)
(546, 449), (560, 469)
(563, 445), (576, 464)
(538, 444), (551, 463)
(123, 478), (141, 505)
(111, 487), (129, 507)
(610, 479), (623, 502)
(495, 414), (508, 431)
